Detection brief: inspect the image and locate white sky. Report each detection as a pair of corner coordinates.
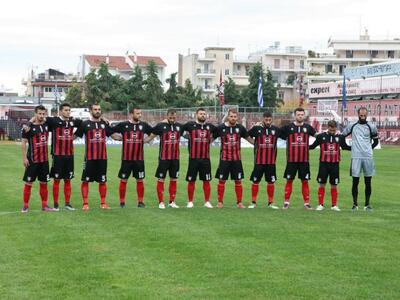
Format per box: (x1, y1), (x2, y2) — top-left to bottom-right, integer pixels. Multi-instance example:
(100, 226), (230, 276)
(1, 0), (399, 94)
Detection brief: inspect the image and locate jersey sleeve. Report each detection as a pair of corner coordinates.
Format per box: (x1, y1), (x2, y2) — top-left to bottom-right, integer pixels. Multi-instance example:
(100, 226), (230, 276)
(105, 122), (114, 137)
(341, 123), (352, 137)
(74, 122), (85, 138)
(213, 125), (222, 139)
(279, 125), (289, 140)
(370, 124), (379, 139)
(73, 118), (83, 128)
(21, 127), (30, 139)
(152, 123), (162, 136)
(240, 125), (249, 138)
(339, 135), (351, 150)
(248, 126), (257, 138)
(144, 122), (153, 135)
(308, 124), (317, 136)
(113, 122), (123, 134)
(45, 116), (56, 129)
(309, 134), (321, 150)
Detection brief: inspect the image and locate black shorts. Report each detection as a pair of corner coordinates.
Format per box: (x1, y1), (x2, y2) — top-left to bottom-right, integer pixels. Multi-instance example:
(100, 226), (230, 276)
(50, 155), (74, 180)
(23, 161), (50, 183)
(155, 159), (180, 179)
(118, 160), (145, 180)
(317, 162), (340, 185)
(284, 162), (310, 181)
(81, 159), (107, 183)
(250, 164), (277, 183)
(215, 160), (244, 181)
(186, 159), (212, 182)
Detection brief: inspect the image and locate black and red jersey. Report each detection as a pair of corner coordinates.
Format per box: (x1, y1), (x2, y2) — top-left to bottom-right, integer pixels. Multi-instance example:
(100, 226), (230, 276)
(310, 132), (351, 163)
(152, 122), (184, 160)
(46, 117), (82, 156)
(182, 121), (216, 159)
(75, 120), (113, 160)
(21, 123), (49, 163)
(113, 121), (152, 161)
(248, 125), (280, 165)
(215, 123), (249, 161)
(280, 123), (316, 163)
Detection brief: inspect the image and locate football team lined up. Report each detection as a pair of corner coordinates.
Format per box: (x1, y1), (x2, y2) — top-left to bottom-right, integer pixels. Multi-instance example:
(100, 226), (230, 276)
(20, 103), (379, 213)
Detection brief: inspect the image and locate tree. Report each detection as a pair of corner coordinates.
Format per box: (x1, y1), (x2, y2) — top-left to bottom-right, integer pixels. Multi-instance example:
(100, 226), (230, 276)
(240, 62), (282, 108)
(264, 69), (283, 108)
(124, 65), (145, 109)
(164, 72), (179, 106)
(65, 82), (84, 107)
(223, 77), (242, 104)
(84, 70), (103, 106)
(143, 60), (165, 108)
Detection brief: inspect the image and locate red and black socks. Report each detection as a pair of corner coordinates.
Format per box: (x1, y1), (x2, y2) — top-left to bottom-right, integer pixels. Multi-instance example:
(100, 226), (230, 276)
(187, 181), (195, 202)
(64, 179), (71, 205)
(81, 182), (89, 205)
(157, 180), (164, 203)
(217, 180), (225, 203)
(234, 180), (243, 204)
(284, 180), (293, 203)
(137, 180), (144, 203)
(23, 183), (32, 208)
(119, 180), (127, 204)
(53, 179), (60, 207)
(251, 183), (259, 203)
(169, 180), (177, 203)
(39, 182), (48, 209)
(301, 180), (310, 204)
(99, 183), (107, 204)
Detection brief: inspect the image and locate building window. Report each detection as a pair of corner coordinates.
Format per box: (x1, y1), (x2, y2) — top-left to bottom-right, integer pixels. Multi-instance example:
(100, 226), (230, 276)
(204, 79), (209, 89)
(346, 50), (353, 58)
(370, 50), (378, 58)
(339, 65), (346, 75)
(300, 60), (304, 69)
(278, 91), (284, 99)
(325, 64), (333, 73)
(225, 53), (230, 60)
(204, 63), (209, 72)
(225, 69), (230, 76)
(388, 50), (395, 58)
(274, 59), (280, 69)
(245, 65), (250, 75)
(237, 65), (241, 71)
(289, 59), (295, 69)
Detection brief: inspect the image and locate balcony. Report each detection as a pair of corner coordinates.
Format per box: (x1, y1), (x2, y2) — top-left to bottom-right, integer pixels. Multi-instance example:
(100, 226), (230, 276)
(196, 69), (216, 78)
(200, 86), (216, 93)
(197, 57), (216, 62)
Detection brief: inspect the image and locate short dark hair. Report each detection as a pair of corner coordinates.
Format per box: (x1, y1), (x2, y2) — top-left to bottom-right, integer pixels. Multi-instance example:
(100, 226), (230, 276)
(59, 102), (71, 110)
(167, 108), (177, 115)
(196, 107), (206, 113)
(327, 120), (337, 128)
(357, 107), (368, 114)
(89, 104), (100, 110)
(228, 108), (238, 115)
(263, 111), (272, 118)
(130, 107), (141, 114)
(294, 107), (305, 114)
(34, 105), (46, 113)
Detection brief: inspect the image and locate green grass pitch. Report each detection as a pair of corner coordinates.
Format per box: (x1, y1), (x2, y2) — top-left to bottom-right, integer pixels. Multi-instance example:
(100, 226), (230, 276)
(0, 144), (399, 299)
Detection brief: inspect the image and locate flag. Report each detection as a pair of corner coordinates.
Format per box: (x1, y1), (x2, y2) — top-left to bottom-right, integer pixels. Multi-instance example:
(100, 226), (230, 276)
(218, 70), (225, 106)
(257, 74), (264, 107)
(342, 75), (347, 109)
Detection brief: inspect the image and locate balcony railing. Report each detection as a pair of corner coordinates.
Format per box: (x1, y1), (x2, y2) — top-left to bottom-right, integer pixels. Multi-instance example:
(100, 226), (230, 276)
(196, 69), (216, 74)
